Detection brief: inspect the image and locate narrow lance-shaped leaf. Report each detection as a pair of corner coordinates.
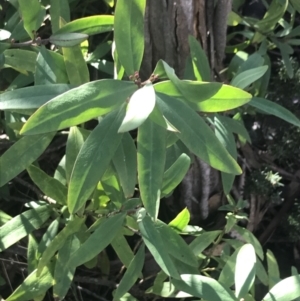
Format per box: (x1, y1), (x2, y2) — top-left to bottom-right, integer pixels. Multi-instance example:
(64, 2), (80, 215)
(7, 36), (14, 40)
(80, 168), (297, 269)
(263, 275), (300, 301)
(231, 66), (268, 89)
(6, 262), (54, 301)
(27, 165), (68, 205)
(67, 212), (126, 268)
(0, 206), (52, 252)
(50, 0), (70, 33)
(114, 0), (146, 75)
(112, 133), (137, 198)
(53, 234), (81, 300)
(137, 119), (167, 220)
(20, 80), (136, 135)
(62, 44), (89, 85)
(188, 35), (211, 81)
(113, 244), (145, 301)
(0, 132), (56, 187)
(0, 84), (71, 111)
(55, 15), (114, 35)
(50, 33), (88, 48)
(18, 0), (45, 38)
(249, 97), (300, 128)
(4, 49), (37, 73)
(137, 210), (180, 279)
(235, 244), (256, 299)
(156, 93), (241, 175)
(37, 216), (86, 276)
(161, 153), (191, 197)
(118, 82), (156, 132)
(173, 274), (237, 301)
(68, 107), (125, 214)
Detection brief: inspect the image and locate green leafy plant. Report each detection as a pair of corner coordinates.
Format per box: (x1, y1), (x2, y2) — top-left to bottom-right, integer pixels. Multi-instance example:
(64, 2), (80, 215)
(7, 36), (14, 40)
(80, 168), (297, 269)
(1, 0), (300, 300)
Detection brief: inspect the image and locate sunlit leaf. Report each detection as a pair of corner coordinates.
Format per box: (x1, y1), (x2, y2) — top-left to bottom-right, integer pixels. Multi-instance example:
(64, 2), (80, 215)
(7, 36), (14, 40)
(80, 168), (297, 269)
(118, 82), (156, 132)
(114, 0), (146, 75)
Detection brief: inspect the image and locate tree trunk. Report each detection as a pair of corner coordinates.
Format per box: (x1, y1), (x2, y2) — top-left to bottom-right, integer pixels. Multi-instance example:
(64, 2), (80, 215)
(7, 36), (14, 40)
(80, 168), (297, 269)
(141, 0), (233, 223)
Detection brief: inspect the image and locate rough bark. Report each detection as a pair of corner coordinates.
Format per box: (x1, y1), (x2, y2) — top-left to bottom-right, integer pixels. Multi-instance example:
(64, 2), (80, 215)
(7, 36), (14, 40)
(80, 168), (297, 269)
(141, 0), (232, 223)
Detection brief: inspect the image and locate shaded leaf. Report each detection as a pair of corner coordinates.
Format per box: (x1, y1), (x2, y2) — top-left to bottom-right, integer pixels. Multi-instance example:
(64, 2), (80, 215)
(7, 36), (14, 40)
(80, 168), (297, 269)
(161, 153), (190, 196)
(249, 97), (300, 127)
(0, 132), (56, 186)
(4, 49), (37, 73)
(0, 205), (51, 252)
(113, 244), (145, 300)
(112, 133), (137, 198)
(0, 84), (71, 111)
(68, 107), (125, 214)
(156, 93), (241, 174)
(27, 165), (67, 205)
(137, 119), (166, 219)
(50, 0), (70, 33)
(137, 210), (180, 279)
(62, 44), (89, 85)
(50, 33), (88, 47)
(68, 212), (126, 268)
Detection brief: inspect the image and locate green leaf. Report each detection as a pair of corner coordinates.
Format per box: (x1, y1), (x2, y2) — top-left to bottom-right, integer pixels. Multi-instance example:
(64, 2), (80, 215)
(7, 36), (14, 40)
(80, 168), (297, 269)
(50, 33), (88, 47)
(37, 222), (59, 263)
(156, 93), (241, 175)
(50, 0), (70, 33)
(35, 47), (69, 85)
(233, 225), (264, 260)
(68, 212), (126, 268)
(112, 133), (137, 198)
(0, 205), (51, 252)
(27, 234), (39, 274)
(266, 249), (281, 289)
(18, 0), (45, 38)
(27, 165), (67, 205)
(55, 15), (114, 35)
(4, 49), (37, 73)
(137, 211), (180, 279)
(249, 97), (300, 127)
(118, 82), (156, 132)
(188, 35), (211, 81)
(68, 108), (125, 214)
(155, 220), (198, 267)
(189, 231), (222, 256)
(168, 208), (190, 232)
(6, 262), (54, 301)
(291, 0), (300, 13)
(137, 119), (166, 220)
(263, 275), (300, 301)
(161, 153), (190, 196)
(231, 66), (268, 89)
(0, 84), (71, 111)
(20, 80), (136, 135)
(154, 61), (251, 112)
(254, 0), (288, 34)
(65, 126), (86, 183)
(37, 216), (85, 276)
(113, 244), (145, 300)
(173, 274), (237, 301)
(111, 232), (135, 268)
(114, 0), (146, 75)
(62, 44), (89, 85)
(53, 234), (80, 300)
(235, 244), (256, 298)
(0, 132), (56, 186)
(219, 247), (239, 288)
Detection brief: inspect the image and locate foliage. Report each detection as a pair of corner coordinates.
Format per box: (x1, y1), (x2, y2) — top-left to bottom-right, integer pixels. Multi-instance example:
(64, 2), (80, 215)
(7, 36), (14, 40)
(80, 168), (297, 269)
(1, 0), (300, 300)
